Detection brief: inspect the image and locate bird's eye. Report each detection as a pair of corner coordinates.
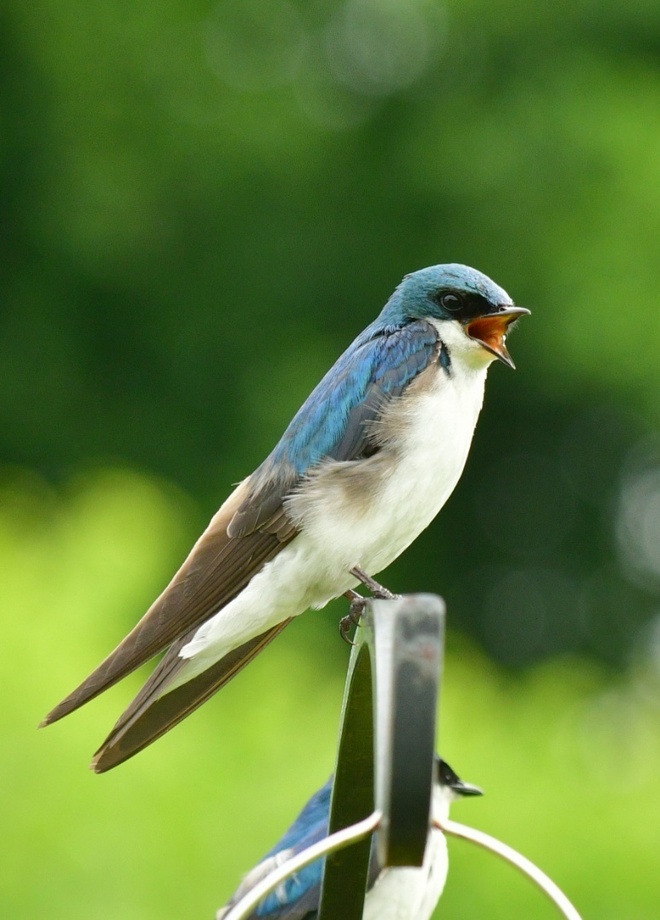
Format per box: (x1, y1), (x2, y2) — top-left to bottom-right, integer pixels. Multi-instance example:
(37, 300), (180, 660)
(440, 292), (463, 312)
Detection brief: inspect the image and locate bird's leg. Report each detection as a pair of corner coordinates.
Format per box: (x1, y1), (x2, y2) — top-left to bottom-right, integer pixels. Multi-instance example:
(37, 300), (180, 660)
(339, 589), (366, 645)
(338, 569), (400, 644)
(349, 566), (399, 600)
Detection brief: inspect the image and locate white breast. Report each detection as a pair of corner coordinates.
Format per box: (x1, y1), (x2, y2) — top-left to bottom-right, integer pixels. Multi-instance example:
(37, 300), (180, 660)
(362, 783), (455, 920)
(286, 319), (491, 604)
(363, 831), (449, 920)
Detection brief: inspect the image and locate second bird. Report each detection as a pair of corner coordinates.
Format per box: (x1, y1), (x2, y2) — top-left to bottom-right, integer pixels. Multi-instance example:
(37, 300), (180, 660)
(217, 758), (482, 920)
(43, 263), (529, 771)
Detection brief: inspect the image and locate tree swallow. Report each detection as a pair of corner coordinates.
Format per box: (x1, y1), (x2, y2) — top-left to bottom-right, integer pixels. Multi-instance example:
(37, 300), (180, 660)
(42, 264), (529, 771)
(216, 758), (483, 920)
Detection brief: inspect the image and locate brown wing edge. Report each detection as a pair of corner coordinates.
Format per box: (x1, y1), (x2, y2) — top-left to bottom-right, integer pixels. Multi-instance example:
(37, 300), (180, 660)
(91, 619), (292, 773)
(40, 478), (298, 728)
(39, 523), (279, 728)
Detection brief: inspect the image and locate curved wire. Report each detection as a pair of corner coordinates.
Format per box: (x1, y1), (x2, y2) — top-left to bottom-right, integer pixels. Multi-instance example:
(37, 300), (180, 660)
(437, 818), (583, 920)
(222, 810), (383, 920)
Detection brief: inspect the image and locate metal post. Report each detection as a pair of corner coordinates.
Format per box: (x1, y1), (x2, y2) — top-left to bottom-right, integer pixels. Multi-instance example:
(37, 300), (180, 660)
(318, 593), (445, 919)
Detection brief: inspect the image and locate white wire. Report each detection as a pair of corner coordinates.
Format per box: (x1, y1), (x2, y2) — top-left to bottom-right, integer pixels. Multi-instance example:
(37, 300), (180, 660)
(222, 810), (383, 920)
(437, 818), (583, 920)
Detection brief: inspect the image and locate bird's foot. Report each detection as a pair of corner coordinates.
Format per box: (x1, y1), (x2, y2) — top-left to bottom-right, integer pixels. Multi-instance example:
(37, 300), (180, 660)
(349, 566), (399, 601)
(339, 571), (400, 644)
(339, 590), (366, 645)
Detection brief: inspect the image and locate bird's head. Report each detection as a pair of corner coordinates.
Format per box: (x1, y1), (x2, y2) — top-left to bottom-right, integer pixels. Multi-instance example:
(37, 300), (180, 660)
(431, 757), (482, 830)
(381, 263), (530, 369)
(435, 757), (483, 801)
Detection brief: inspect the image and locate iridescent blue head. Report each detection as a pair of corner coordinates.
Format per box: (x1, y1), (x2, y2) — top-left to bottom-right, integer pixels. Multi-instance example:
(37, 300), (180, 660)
(379, 263), (530, 368)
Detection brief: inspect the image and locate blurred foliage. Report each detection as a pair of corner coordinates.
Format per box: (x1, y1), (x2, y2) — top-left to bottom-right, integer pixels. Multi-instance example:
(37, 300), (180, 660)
(3, 0), (660, 916)
(3, 471), (659, 918)
(3, 0), (660, 668)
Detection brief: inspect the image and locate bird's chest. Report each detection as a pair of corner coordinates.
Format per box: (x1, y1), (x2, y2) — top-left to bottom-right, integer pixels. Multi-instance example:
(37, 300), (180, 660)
(363, 364), (486, 563)
(382, 362), (486, 513)
(363, 830), (449, 920)
(291, 361), (487, 574)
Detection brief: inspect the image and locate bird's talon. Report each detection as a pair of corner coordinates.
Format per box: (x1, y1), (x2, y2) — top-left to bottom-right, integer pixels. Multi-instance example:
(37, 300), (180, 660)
(339, 589), (368, 644)
(339, 615), (358, 646)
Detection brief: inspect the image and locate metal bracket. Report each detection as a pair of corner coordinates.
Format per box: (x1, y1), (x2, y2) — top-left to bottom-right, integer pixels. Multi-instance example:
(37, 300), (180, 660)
(318, 593), (445, 919)
(219, 594), (446, 920)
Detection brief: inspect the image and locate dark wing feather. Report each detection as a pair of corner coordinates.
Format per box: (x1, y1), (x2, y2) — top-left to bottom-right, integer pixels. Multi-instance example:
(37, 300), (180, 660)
(42, 479), (298, 726)
(92, 619), (291, 772)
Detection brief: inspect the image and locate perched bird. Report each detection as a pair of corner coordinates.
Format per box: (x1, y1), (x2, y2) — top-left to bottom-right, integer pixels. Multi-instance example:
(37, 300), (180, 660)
(42, 264), (529, 771)
(216, 758), (483, 920)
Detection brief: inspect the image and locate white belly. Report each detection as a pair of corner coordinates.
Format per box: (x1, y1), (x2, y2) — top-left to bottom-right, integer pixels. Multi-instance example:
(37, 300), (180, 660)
(289, 355), (488, 593)
(364, 828), (449, 920)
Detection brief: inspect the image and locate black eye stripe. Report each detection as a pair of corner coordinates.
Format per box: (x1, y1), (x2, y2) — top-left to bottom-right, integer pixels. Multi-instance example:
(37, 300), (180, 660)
(431, 289), (496, 322)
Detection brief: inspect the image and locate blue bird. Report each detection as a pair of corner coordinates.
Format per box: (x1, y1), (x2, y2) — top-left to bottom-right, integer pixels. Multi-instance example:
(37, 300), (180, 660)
(216, 758), (482, 920)
(42, 264), (529, 770)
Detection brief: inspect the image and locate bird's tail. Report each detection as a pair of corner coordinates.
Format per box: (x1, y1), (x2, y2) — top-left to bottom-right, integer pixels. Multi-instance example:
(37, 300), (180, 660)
(91, 619), (292, 773)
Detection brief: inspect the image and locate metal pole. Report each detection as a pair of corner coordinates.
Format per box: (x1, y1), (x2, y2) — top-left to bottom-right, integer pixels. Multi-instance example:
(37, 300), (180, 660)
(318, 593), (445, 918)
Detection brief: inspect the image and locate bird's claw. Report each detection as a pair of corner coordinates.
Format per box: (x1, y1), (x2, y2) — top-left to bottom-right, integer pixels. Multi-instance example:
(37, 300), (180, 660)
(339, 615), (356, 645)
(339, 569), (400, 644)
(339, 590), (367, 645)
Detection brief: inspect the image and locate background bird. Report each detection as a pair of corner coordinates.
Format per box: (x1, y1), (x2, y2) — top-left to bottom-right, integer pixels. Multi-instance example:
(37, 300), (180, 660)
(42, 263), (529, 771)
(216, 757), (482, 920)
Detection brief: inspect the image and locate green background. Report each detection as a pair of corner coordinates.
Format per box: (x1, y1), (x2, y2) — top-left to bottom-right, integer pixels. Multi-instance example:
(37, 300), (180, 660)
(3, 1), (660, 917)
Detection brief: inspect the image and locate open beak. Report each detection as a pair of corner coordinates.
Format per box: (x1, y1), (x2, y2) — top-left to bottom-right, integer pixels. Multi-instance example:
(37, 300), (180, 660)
(465, 306), (531, 369)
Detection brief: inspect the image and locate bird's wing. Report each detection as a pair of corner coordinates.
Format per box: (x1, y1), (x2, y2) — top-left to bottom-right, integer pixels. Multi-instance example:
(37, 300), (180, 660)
(229, 319), (439, 536)
(219, 783), (332, 920)
(221, 857), (322, 920)
(217, 773), (380, 920)
(42, 479), (297, 726)
(230, 843), (380, 920)
(91, 619), (291, 772)
(43, 319), (439, 759)
(219, 881), (320, 920)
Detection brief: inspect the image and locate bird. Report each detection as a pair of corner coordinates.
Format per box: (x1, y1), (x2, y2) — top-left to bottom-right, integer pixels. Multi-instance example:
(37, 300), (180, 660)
(42, 264), (529, 771)
(216, 757), (483, 920)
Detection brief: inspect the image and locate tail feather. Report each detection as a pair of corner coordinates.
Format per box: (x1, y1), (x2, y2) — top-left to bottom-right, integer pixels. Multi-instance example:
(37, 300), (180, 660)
(39, 608), (187, 727)
(40, 527), (279, 727)
(41, 477), (296, 728)
(91, 620), (292, 773)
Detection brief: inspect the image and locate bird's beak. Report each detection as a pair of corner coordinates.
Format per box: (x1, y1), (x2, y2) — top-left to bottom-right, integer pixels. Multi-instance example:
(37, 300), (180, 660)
(450, 779), (484, 798)
(465, 305), (531, 370)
